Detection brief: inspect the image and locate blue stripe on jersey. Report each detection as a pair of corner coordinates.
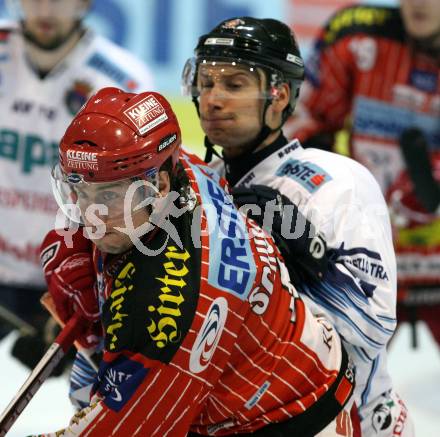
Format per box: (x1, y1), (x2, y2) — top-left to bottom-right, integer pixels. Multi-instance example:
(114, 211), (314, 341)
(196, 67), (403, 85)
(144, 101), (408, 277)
(70, 351), (98, 390)
(330, 244), (382, 260)
(377, 314), (397, 325)
(188, 161), (257, 301)
(361, 357), (379, 408)
(352, 345), (374, 363)
(311, 266), (396, 336)
(302, 286), (386, 351)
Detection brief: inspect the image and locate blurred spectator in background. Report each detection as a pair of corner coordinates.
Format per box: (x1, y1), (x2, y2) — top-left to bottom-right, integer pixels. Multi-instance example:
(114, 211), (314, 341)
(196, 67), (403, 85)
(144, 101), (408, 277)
(288, 0), (440, 352)
(0, 0), (154, 369)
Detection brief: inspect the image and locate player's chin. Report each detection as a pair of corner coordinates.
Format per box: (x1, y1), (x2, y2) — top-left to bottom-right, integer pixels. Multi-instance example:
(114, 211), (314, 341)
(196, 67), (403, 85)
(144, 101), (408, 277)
(93, 232), (133, 254)
(204, 129), (229, 147)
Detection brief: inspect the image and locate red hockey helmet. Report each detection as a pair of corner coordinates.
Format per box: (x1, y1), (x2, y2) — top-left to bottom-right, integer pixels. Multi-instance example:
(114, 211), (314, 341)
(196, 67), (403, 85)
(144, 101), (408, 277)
(58, 87), (181, 182)
(52, 87), (181, 223)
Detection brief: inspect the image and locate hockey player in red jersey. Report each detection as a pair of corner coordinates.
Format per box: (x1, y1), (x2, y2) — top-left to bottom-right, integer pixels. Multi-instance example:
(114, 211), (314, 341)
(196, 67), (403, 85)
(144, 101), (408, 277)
(37, 87), (356, 436)
(287, 0), (440, 357)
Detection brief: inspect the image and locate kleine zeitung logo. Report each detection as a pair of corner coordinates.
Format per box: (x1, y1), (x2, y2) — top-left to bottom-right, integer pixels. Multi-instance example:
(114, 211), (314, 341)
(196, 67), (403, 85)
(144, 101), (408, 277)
(66, 149), (99, 170)
(124, 95), (168, 135)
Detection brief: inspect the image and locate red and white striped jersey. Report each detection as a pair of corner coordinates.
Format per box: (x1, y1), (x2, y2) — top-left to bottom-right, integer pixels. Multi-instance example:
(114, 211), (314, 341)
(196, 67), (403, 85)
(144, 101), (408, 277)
(288, 4), (439, 195)
(287, 4), (440, 291)
(40, 151), (354, 436)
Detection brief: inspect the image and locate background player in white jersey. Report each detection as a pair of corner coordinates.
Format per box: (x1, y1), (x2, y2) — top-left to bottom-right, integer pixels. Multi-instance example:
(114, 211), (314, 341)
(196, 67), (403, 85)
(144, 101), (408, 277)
(182, 17), (414, 436)
(0, 0), (154, 366)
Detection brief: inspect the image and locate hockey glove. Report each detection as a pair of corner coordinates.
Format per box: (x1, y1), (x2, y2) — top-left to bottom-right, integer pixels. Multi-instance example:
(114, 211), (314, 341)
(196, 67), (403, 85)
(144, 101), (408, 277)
(232, 185), (328, 283)
(40, 229), (102, 349)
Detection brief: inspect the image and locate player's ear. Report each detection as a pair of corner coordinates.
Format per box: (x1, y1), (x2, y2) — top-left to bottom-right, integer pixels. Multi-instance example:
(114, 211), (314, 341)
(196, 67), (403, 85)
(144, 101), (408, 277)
(267, 83), (290, 128)
(158, 171), (171, 196)
(271, 83), (290, 113)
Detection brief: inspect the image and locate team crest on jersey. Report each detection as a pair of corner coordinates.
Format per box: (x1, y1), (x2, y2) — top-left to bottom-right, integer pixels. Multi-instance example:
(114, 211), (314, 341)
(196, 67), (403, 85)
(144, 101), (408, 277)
(64, 80), (92, 115)
(276, 159), (332, 193)
(123, 95), (168, 135)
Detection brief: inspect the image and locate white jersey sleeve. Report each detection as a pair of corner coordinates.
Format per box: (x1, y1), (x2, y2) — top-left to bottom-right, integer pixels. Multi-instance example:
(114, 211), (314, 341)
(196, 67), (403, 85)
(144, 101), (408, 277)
(297, 150), (397, 364)
(225, 141), (397, 363)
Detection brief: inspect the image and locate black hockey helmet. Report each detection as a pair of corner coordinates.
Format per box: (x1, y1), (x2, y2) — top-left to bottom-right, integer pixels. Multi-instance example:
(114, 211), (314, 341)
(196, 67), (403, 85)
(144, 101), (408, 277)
(182, 16), (304, 118)
(182, 17), (304, 162)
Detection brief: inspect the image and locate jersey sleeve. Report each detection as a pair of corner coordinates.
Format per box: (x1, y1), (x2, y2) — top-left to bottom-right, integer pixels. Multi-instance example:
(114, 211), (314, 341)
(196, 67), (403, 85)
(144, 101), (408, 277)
(296, 165), (397, 363)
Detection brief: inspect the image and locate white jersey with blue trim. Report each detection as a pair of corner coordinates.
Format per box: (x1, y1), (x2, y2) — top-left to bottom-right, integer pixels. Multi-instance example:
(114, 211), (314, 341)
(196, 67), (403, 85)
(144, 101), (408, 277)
(0, 24), (153, 287)
(211, 139), (397, 409)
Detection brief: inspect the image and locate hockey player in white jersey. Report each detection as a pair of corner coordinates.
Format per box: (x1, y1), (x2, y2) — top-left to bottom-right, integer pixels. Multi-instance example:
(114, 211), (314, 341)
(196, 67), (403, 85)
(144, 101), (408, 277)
(182, 17), (414, 436)
(0, 0), (153, 361)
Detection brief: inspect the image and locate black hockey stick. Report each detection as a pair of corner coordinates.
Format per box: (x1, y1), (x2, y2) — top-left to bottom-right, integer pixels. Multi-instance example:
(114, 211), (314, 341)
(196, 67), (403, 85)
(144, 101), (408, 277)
(400, 128), (440, 213)
(0, 312), (85, 436)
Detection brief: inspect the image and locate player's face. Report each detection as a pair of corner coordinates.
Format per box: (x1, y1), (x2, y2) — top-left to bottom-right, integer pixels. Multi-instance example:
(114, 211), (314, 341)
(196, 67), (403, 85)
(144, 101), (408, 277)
(400, 0), (440, 40)
(75, 171), (171, 254)
(76, 179), (150, 254)
(197, 63), (265, 158)
(20, 0), (88, 48)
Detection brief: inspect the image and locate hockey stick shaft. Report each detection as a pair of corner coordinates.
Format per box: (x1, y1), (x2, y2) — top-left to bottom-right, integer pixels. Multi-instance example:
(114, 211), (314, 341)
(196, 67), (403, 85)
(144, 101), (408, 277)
(0, 303), (37, 336)
(0, 312), (85, 436)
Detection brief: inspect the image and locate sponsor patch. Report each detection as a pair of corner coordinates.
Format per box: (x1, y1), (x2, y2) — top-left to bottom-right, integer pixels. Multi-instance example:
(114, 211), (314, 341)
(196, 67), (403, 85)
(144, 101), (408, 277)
(64, 80), (92, 116)
(98, 356), (148, 412)
(409, 69), (438, 93)
(353, 96), (440, 146)
(205, 37), (234, 46)
(157, 132), (177, 152)
(102, 241), (199, 364)
(286, 53), (304, 67)
(40, 241), (60, 270)
(148, 246), (191, 349)
(67, 173), (85, 184)
(123, 95), (168, 135)
(190, 297), (227, 374)
(189, 164), (256, 300)
(245, 381), (271, 409)
(66, 149), (99, 171)
(105, 262), (136, 352)
(276, 159), (332, 193)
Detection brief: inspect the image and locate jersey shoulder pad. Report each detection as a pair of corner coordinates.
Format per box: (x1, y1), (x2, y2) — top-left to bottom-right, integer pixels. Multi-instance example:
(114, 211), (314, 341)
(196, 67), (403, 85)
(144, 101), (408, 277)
(321, 5), (405, 47)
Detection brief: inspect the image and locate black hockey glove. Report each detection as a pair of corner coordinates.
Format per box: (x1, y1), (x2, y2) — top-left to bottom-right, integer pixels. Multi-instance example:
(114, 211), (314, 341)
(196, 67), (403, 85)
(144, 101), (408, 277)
(232, 185), (328, 284)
